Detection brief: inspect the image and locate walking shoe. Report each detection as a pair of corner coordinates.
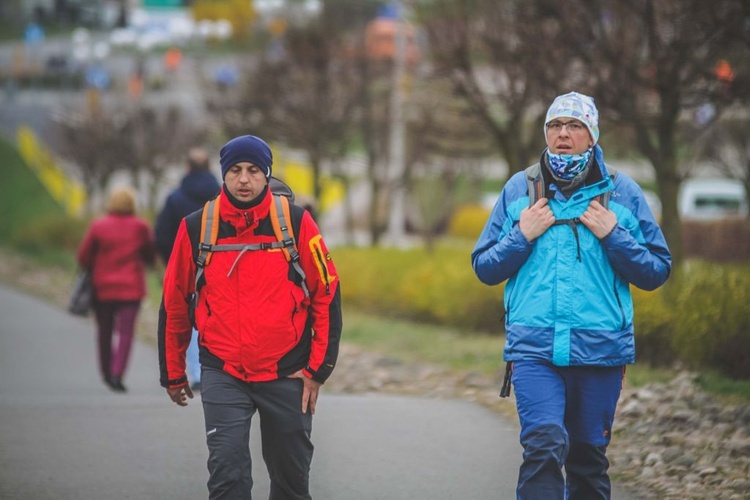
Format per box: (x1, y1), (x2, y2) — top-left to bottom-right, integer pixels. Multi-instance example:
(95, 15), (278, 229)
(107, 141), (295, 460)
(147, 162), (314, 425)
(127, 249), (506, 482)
(106, 377), (127, 393)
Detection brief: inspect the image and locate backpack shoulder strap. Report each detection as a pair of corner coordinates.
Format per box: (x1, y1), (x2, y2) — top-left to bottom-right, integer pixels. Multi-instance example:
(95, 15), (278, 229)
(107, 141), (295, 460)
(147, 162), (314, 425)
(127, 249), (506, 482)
(269, 194), (310, 298)
(598, 167), (618, 209)
(525, 163), (543, 207)
(194, 197), (220, 295)
(191, 193), (310, 299)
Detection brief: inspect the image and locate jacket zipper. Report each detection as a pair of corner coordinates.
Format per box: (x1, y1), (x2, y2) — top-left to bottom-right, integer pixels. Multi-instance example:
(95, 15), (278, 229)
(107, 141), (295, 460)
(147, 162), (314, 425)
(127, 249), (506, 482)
(314, 246), (331, 294)
(290, 299), (301, 341)
(612, 275), (626, 329)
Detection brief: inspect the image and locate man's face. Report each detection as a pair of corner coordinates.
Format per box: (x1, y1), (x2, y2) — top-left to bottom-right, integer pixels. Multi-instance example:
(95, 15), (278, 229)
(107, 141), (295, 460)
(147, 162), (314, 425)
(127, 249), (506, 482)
(224, 162), (268, 202)
(545, 118), (594, 155)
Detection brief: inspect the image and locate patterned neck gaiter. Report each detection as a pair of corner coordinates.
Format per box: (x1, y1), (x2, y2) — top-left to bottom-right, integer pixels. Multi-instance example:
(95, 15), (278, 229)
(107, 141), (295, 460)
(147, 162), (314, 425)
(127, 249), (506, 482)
(545, 148), (593, 180)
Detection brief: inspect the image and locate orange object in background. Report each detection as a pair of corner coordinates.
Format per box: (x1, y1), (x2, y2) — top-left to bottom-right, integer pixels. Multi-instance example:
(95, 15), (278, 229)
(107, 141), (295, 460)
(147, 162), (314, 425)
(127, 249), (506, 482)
(164, 47), (182, 72)
(128, 74), (143, 98)
(714, 59), (735, 84)
(365, 18), (420, 66)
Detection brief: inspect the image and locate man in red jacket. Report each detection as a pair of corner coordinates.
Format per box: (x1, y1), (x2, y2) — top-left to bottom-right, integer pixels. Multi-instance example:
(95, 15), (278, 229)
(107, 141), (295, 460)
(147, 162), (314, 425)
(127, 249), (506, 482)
(158, 135), (342, 500)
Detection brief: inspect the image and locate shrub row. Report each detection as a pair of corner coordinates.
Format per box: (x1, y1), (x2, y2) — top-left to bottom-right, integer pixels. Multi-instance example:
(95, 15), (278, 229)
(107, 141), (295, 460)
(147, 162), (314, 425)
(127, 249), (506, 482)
(334, 245), (750, 380)
(335, 245), (503, 333)
(633, 261), (750, 379)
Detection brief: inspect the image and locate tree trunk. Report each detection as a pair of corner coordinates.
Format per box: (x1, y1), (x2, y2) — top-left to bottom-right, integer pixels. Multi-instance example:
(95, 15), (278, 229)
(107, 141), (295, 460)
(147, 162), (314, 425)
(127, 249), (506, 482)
(310, 153), (323, 204)
(368, 170), (385, 246)
(654, 164), (683, 267)
(341, 176), (356, 245)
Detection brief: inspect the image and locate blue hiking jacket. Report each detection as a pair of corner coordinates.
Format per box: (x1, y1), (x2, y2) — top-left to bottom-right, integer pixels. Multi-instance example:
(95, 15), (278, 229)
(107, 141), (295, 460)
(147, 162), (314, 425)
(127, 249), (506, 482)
(472, 147), (671, 366)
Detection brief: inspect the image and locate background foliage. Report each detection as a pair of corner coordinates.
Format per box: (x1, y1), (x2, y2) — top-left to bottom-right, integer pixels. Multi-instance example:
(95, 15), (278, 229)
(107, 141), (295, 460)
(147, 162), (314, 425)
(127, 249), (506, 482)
(334, 244), (750, 380)
(1, 130), (748, 383)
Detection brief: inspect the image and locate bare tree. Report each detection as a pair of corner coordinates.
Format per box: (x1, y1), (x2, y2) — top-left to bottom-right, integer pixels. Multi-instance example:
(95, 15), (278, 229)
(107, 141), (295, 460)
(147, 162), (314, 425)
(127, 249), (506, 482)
(543, 0), (748, 265)
(52, 110), (123, 214)
(359, 58), (394, 246)
(116, 105), (207, 213)
(700, 120), (750, 213)
(418, 0), (573, 176)
(214, 2), (392, 244)
(403, 77), (496, 249)
(225, 15), (360, 204)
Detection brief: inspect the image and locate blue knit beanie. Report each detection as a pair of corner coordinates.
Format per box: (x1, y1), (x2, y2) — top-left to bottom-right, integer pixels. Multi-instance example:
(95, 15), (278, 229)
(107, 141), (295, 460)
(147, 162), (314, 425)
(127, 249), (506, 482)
(219, 135), (273, 179)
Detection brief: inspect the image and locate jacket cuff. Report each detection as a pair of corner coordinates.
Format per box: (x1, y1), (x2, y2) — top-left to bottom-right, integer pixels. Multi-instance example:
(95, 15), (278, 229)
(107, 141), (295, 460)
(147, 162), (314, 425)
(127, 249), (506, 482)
(161, 376), (188, 389)
(304, 367), (328, 384)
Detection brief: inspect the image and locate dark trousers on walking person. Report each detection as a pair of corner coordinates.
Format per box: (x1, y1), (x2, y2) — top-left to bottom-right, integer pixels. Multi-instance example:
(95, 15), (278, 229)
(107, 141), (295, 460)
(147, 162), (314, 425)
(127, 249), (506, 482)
(512, 360), (624, 500)
(94, 300), (140, 391)
(201, 366), (314, 500)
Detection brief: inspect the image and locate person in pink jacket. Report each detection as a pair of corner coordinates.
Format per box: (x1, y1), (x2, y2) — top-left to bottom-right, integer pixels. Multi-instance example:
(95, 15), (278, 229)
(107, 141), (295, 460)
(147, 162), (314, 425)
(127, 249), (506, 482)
(77, 187), (156, 392)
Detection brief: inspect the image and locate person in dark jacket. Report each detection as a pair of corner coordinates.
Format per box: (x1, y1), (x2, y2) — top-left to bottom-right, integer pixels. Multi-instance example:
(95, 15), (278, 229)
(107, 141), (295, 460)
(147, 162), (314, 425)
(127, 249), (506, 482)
(155, 147), (220, 391)
(77, 187), (156, 392)
(159, 135), (342, 500)
(155, 147), (221, 263)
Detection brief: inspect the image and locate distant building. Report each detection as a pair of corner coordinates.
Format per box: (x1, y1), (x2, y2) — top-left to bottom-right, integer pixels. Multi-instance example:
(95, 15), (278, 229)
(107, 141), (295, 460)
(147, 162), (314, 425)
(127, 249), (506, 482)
(11, 0), (131, 27)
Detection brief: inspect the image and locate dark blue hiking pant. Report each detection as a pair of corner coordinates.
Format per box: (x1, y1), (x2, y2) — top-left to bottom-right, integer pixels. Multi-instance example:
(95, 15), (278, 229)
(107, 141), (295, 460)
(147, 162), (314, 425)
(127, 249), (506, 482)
(511, 360), (624, 500)
(201, 367), (314, 500)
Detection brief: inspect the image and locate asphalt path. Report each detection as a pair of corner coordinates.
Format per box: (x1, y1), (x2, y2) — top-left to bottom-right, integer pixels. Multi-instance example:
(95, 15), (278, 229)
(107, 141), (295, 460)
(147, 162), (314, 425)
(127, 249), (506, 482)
(0, 285), (525, 499)
(0, 285), (639, 499)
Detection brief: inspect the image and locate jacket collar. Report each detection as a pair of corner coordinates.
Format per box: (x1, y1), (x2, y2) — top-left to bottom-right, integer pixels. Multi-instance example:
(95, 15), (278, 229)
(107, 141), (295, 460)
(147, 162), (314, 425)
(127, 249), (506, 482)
(542, 145), (614, 206)
(219, 186), (272, 233)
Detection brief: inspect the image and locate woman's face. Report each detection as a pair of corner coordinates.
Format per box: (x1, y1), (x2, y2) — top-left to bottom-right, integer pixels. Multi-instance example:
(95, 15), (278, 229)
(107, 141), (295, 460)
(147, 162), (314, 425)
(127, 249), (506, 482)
(223, 162), (268, 202)
(545, 118), (594, 155)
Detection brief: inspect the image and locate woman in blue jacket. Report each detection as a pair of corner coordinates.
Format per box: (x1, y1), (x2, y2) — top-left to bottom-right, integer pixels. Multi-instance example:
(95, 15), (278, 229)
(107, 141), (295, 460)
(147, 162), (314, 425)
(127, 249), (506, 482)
(472, 92), (671, 499)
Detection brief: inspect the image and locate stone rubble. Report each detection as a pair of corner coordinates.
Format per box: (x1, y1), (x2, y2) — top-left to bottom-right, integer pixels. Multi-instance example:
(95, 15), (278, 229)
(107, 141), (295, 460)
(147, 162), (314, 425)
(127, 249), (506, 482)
(326, 344), (750, 500)
(1, 250), (747, 499)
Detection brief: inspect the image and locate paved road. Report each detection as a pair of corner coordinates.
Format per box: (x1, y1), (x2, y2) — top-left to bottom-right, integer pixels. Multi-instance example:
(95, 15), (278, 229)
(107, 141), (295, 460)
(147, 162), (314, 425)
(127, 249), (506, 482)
(0, 285), (638, 499)
(0, 286), (524, 499)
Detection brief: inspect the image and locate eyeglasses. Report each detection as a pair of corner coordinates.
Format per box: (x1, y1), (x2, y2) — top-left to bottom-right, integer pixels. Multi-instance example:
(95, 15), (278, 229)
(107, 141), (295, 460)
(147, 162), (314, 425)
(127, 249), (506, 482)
(546, 121), (586, 133)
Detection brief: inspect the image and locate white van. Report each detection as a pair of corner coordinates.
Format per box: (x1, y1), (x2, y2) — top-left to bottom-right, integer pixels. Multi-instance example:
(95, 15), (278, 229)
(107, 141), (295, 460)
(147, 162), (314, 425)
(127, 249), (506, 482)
(678, 178), (748, 220)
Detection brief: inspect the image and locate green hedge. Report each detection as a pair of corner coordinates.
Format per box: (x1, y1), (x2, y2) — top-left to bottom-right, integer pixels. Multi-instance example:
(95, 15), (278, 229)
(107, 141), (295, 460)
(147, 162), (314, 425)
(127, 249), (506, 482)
(11, 214), (89, 254)
(334, 245), (750, 379)
(335, 245), (504, 332)
(669, 262), (750, 379)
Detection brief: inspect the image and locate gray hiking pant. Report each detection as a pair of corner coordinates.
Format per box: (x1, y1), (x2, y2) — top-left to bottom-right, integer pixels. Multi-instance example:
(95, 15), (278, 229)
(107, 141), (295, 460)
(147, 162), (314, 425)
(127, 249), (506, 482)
(201, 367), (314, 500)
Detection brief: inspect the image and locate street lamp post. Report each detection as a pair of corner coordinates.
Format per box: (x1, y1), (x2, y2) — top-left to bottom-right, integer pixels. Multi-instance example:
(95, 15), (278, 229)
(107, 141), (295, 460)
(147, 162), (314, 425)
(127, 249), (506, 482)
(385, 0), (408, 246)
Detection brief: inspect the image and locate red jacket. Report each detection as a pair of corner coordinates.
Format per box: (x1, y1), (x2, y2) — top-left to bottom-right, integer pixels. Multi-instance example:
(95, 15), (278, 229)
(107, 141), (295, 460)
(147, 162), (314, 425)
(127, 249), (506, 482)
(77, 213), (156, 302)
(158, 188), (342, 387)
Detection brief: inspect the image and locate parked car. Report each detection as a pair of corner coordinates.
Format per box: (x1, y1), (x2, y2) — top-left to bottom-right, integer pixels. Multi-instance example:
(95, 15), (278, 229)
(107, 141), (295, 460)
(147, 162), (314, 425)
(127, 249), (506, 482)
(678, 178), (748, 220)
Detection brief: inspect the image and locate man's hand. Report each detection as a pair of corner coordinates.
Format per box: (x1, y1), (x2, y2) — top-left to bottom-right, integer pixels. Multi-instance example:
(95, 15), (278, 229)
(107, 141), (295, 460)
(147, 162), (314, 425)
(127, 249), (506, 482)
(167, 383), (194, 407)
(519, 198), (555, 242)
(580, 199), (618, 239)
(287, 370), (322, 415)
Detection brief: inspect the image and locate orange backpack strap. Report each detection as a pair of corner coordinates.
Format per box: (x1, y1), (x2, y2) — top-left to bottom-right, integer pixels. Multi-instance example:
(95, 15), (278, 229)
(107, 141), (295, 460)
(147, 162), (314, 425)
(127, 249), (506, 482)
(194, 198), (220, 299)
(192, 194), (309, 300)
(269, 194), (310, 297)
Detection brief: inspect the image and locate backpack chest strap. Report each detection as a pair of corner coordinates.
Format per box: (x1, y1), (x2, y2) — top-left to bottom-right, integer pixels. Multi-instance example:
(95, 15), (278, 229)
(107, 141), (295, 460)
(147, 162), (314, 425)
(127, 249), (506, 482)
(194, 194), (310, 300)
